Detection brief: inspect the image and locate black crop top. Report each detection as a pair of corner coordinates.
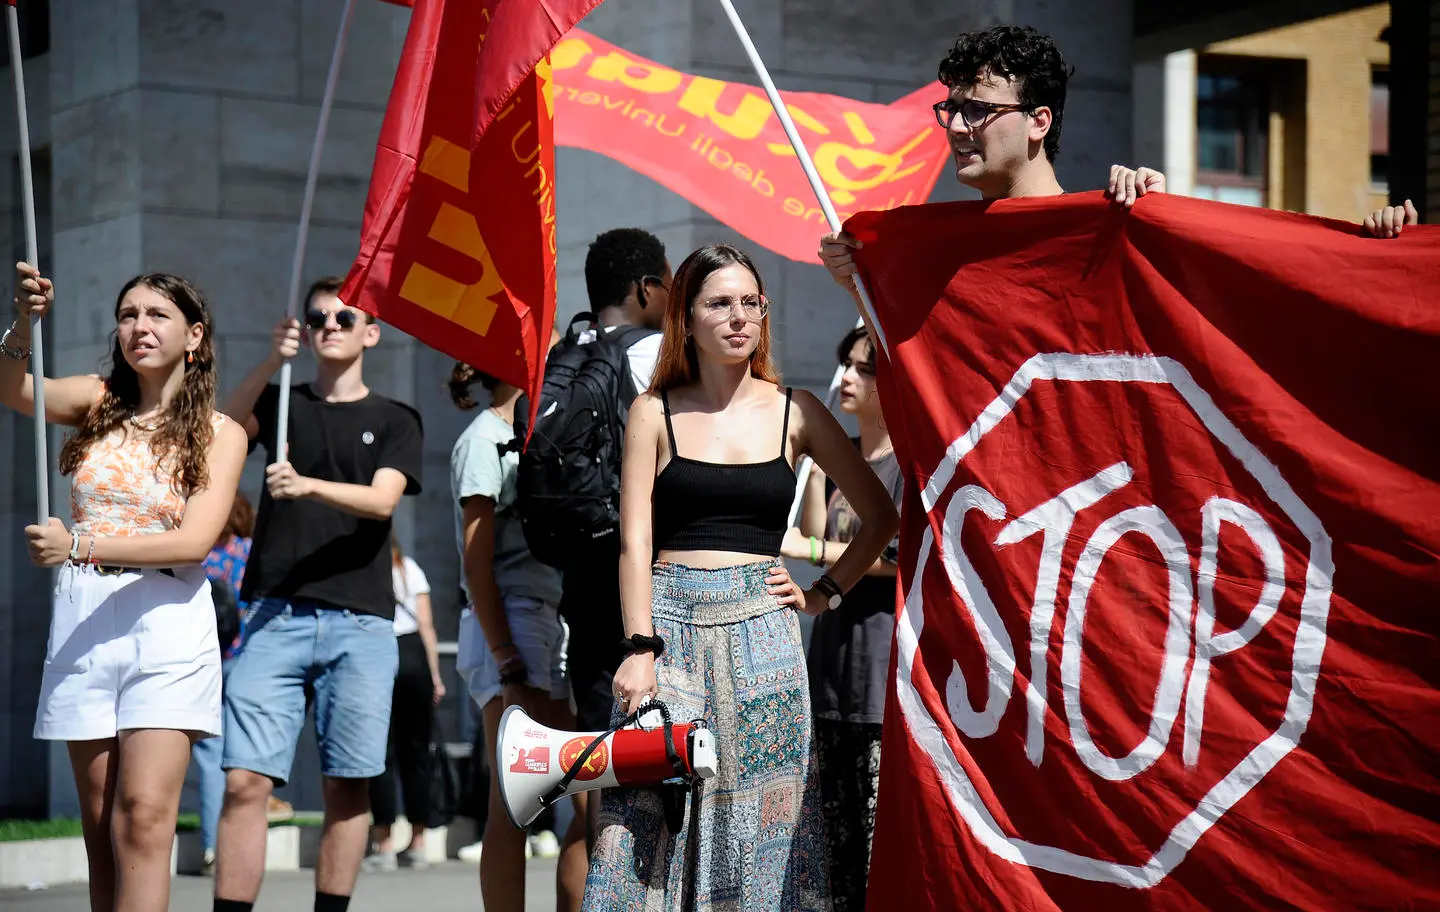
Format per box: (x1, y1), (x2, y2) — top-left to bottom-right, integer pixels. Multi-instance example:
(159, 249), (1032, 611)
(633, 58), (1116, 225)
(652, 388), (797, 556)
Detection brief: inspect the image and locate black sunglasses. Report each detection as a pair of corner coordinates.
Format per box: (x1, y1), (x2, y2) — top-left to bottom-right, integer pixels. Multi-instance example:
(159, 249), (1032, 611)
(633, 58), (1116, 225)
(305, 309), (360, 330)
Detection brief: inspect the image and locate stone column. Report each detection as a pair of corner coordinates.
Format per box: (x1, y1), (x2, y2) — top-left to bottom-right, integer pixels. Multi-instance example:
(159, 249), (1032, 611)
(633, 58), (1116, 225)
(1133, 50), (1196, 195)
(35, 0), (412, 813)
(1163, 51), (1197, 195)
(0, 41), (54, 817)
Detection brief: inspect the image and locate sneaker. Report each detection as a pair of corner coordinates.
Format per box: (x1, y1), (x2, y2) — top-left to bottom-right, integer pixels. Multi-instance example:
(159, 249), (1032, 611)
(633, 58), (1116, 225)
(265, 797), (295, 824)
(457, 840), (483, 864)
(201, 848), (216, 877)
(361, 850), (398, 874)
(397, 848), (430, 871)
(528, 830), (560, 859)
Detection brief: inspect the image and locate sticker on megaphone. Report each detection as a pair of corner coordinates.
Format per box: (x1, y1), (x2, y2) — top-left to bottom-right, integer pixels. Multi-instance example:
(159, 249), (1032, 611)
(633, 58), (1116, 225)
(497, 701), (719, 829)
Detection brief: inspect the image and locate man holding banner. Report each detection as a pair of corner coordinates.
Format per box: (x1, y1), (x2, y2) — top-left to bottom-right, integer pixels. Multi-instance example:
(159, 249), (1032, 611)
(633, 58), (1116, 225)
(801, 20), (1440, 912)
(820, 25), (1162, 299)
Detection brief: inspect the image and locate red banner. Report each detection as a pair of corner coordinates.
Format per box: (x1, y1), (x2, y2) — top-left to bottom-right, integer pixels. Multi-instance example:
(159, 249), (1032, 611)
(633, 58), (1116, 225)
(342, 0), (600, 407)
(552, 29), (947, 262)
(848, 194), (1440, 910)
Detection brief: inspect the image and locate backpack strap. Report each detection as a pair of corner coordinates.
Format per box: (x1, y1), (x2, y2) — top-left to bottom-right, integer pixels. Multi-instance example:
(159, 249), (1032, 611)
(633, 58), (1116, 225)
(565, 311), (600, 343)
(660, 390), (679, 457)
(609, 324), (659, 350)
(780, 387), (793, 458)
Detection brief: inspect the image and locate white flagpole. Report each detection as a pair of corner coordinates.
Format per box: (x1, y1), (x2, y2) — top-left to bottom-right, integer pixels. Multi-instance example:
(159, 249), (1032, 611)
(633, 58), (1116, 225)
(7, 0), (47, 522)
(715, 0), (889, 359)
(711, 1), (882, 528)
(276, 0), (356, 459)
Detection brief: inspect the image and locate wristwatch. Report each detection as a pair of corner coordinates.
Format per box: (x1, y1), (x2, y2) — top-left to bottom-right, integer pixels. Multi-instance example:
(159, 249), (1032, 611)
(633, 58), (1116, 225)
(813, 574), (843, 611)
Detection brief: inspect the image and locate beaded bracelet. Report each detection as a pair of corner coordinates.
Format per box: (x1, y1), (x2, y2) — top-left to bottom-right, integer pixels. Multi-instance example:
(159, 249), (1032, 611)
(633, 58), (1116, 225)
(0, 324), (29, 360)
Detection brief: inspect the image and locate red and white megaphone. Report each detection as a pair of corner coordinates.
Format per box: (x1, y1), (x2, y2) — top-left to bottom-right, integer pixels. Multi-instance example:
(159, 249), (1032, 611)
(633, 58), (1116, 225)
(497, 700), (719, 829)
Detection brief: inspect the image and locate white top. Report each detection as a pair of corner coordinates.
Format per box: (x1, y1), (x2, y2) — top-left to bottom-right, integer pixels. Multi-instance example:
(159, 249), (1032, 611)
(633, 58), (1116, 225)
(621, 329), (661, 395)
(391, 556), (431, 636)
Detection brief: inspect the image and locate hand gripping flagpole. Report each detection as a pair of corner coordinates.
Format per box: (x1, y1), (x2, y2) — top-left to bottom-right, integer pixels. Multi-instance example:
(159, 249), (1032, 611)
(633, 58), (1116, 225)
(276, 0), (356, 460)
(713, 0), (885, 528)
(7, 0), (48, 522)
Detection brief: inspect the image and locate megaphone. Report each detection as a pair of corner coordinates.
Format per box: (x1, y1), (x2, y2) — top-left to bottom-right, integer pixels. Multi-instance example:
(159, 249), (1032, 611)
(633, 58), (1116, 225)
(497, 701), (718, 829)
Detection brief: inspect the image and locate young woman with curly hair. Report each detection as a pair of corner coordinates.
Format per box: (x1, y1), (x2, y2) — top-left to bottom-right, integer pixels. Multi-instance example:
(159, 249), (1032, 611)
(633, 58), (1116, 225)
(0, 262), (246, 912)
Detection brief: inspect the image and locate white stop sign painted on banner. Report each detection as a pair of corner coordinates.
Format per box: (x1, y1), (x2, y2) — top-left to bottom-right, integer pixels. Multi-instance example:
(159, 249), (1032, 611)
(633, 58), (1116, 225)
(895, 353), (1333, 888)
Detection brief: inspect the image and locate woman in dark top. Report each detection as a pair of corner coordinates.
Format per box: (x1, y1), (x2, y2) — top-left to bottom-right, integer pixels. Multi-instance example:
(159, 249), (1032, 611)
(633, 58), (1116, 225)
(583, 244), (898, 912)
(782, 326), (902, 912)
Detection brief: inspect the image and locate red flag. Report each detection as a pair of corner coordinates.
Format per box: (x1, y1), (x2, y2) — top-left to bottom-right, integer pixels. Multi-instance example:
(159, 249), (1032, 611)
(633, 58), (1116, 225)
(375, 0), (413, 6)
(551, 29), (946, 262)
(847, 194), (1440, 910)
(342, 0), (601, 413)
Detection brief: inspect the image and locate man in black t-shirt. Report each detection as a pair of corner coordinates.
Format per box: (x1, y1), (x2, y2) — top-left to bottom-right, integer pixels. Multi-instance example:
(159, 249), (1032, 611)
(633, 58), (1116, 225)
(213, 277), (422, 912)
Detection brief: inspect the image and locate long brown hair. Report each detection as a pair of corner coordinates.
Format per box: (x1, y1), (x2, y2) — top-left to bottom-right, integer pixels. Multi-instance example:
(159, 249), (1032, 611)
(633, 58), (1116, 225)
(648, 244), (780, 394)
(59, 274), (218, 496)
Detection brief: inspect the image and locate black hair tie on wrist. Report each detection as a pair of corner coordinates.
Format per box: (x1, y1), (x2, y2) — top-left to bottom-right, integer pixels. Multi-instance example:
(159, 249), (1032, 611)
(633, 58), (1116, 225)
(497, 654), (528, 688)
(622, 633), (665, 658)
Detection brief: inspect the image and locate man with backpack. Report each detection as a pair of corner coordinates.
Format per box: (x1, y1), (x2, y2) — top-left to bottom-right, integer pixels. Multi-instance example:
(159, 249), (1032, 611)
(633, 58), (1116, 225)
(514, 228), (670, 755)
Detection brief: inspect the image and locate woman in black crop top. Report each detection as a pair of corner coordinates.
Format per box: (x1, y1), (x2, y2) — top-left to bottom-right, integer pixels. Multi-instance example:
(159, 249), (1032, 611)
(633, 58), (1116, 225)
(582, 244), (899, 912)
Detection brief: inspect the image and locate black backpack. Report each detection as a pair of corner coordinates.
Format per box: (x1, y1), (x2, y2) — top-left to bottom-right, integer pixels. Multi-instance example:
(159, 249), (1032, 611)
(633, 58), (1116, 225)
(510, 313), (658, 572)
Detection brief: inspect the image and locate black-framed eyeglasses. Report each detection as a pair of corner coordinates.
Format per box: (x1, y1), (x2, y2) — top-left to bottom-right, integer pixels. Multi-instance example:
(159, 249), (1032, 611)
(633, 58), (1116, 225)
(933, 98), (1038, 130)
(698, 294), (769, 321)
(305, 309), (360, 331)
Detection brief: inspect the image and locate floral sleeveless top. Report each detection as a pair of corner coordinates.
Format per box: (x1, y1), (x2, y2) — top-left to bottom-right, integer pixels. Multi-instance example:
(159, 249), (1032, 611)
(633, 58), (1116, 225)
(70, 412), (229, 537)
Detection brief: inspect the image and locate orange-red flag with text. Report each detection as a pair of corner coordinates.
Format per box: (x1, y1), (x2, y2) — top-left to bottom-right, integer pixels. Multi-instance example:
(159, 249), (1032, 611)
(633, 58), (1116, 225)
(552, 29), (947, 262)
(343, 0), (601, 409)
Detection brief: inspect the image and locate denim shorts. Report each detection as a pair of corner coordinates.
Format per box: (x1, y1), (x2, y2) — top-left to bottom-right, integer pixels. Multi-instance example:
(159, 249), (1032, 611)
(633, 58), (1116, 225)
(456, 595), (568, 709)
(221, 597), (398, 784)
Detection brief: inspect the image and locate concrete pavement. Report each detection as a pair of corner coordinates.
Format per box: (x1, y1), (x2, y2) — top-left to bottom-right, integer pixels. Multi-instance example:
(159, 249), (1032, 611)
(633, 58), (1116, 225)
(0, 858), (560, 911)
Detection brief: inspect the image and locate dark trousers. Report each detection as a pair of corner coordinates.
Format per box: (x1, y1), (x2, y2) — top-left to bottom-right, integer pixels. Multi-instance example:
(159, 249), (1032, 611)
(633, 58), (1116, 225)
(560, 537), (627, 731)
(369, 632), (434, 828)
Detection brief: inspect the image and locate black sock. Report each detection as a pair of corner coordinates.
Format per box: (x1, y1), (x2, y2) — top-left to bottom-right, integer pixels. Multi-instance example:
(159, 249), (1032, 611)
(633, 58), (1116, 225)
(214, 901), (254, 912)
(315, 893), (351, 912)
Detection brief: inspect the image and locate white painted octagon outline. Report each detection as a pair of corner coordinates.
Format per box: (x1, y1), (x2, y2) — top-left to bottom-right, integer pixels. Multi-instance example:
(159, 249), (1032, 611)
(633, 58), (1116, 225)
(895, 353), (1334, 888)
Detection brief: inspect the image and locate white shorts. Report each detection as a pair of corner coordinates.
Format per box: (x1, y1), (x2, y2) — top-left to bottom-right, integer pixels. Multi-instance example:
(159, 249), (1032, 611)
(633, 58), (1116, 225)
(457, 595), (569, 709)
(35, 563), (222, 741)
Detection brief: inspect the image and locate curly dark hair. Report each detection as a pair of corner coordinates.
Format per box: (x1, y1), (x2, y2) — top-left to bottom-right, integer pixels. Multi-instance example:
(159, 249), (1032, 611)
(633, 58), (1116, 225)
(60, 274), (218, 496)
(937, 25), (1072, 162)
(448, 362), (500, 410)
(584, 228), (668, 313)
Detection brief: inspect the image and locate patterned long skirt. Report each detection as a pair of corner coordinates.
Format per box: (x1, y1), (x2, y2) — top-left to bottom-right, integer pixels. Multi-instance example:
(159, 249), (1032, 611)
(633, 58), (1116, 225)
(582, 559), (831, 912)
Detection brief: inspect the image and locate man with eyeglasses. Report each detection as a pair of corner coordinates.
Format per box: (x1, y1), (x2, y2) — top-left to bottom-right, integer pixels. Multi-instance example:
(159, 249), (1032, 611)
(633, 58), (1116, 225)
(819, 24), (1163, 292)
(213, 276), (423, 912)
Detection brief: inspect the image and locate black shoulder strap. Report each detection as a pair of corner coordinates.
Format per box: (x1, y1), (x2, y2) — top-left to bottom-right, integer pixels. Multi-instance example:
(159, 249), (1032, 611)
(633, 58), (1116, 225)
(565, 311), (599, 343)
(609, 324), (658, 350)
(660, 390), (678, 456)
(780, 387), (793, 457)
